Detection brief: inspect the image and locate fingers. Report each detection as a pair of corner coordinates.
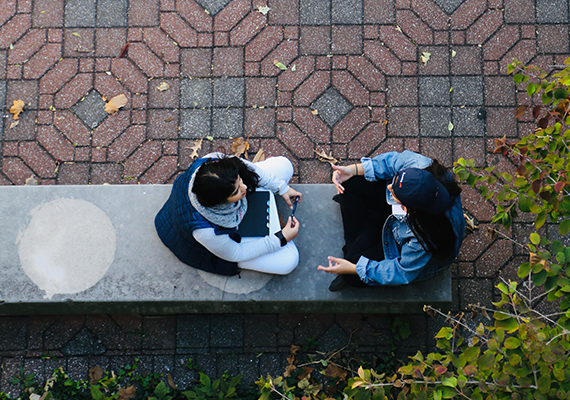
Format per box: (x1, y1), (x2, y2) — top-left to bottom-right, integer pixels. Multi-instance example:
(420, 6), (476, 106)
(283, 196), (292, 208)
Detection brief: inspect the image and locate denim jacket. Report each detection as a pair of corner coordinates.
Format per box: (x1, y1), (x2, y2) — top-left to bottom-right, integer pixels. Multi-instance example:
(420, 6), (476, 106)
(355, 151), (465, 285)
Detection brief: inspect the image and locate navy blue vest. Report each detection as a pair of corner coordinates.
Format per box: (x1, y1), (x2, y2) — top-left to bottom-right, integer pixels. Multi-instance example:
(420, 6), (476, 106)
(154, 158), (240, 276)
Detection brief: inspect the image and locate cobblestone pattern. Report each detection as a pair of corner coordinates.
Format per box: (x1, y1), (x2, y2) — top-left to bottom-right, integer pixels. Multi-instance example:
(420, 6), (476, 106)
(1, 0), (569, 391)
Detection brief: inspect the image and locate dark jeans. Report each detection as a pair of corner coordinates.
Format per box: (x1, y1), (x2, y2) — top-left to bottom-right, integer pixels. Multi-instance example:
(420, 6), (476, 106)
(335, 177), (392, 287)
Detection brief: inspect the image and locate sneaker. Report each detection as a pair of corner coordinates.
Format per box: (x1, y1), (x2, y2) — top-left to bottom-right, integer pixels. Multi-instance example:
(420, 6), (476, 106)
(329, 275), (349, 292)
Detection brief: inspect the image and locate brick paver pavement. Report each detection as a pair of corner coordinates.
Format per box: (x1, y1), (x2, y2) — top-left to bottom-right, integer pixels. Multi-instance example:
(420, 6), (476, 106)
(1, 0), (568, 395)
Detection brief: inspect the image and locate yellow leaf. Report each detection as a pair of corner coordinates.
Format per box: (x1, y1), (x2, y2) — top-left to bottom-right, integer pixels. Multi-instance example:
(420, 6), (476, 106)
(104, 94), (128, 114)
(9, 99), (25, 120)
(72, 32), (81, 37)
(231, 137), (250, 157)
(420, 52), (431, 65)
(273, 60), (287, 70)
(315, 148), (338, 165)
(157, 82), (170, 91)
(257, 5), (270, 14)
(25, 175), (37, 185)
(167, 372), (177, 389)
(9, 120), (19, 129)
(311, 109), (318, 115)
(252, 148), (266, 163)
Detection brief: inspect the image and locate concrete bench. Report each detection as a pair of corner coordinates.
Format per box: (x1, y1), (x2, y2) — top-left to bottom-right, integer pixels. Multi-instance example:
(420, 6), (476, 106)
(0, 184), (451, 315)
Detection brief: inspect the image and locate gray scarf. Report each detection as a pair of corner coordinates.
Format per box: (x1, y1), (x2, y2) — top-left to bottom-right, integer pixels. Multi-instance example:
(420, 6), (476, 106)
(188, 170), (248, 228)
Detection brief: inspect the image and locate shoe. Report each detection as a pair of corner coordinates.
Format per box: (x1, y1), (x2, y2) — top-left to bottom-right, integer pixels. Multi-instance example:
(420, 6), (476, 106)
(329, 275), (349, 292)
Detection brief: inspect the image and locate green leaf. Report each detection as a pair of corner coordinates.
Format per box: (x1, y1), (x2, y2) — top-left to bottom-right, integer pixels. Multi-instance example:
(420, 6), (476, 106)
(442, 377), (457, 387)
(559, 219), (570, 235)
(530, 232), (541, 245)
(495, 317), (519, 332)
(273, 61), (287, 70)
(514, 74), (524, 84)
(554, 87), (568, 99)
(527, 82), (537, 96)
(477, 353), (494, 369)
(535, 211), (547, 229)
(537, 374), (551, 394)
(448, 121), (454, 131)
(504, 337), (521, 349)
(518, 262), (531, 278)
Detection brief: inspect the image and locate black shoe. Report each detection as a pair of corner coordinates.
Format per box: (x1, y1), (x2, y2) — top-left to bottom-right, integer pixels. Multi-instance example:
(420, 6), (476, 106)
(329, 275), (349, 292)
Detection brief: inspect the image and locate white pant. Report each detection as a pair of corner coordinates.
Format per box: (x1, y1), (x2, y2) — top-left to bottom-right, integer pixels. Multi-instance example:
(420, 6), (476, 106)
(238, 157), (299, 275)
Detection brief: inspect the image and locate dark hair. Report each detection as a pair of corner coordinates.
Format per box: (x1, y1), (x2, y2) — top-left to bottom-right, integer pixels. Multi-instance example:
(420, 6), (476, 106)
(406, 160), (462, 263)
(192, 157), (260, 207)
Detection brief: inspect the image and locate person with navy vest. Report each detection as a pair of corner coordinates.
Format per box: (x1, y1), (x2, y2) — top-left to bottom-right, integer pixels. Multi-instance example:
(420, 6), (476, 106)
(155, 153), (302, 276)
(318, 151), (464, 291)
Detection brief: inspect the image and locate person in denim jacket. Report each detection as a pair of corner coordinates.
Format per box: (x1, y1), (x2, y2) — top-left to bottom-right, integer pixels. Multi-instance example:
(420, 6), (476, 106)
(318, 151), (464, 291)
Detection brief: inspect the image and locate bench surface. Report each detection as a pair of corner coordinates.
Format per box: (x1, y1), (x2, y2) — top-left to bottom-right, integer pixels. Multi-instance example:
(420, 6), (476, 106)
(0, 184), (451, 315)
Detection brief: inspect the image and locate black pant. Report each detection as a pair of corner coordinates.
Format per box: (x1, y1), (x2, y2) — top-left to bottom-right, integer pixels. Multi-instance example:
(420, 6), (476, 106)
(335, 177), (392, 287)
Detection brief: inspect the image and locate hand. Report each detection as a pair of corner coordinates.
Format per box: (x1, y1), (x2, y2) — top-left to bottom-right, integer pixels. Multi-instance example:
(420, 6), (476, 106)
(282, 188), (303, 208)
(332, 164), (354, 194)
(317, 256), (357, 275)
(282, 217), (300, 241)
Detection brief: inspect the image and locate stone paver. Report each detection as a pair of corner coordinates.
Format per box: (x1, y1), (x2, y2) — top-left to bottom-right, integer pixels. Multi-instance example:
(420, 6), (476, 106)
(1, 0), (569, 394)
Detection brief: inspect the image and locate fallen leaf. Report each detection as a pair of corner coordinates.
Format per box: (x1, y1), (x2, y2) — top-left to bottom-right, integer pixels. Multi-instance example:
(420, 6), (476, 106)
(29, 394), (41, 400)
(189, 138), (203, 160)
(89, 366), (103, 384)
(273, 60), (287, 70)
(119, 42), (129, 58)
(464, 213), (478, 232)
(324, 364), (347, 381)
(252, 148), (266, 162)
(311, 109), (318, 115)
(257, 5), (270, 14)
(315, 148), (338, 165)
(206, 135), (214, 141)
(25, 175), (37, 185)
(157, 82), (170, 91)
(232, 137), (250, 157)
(515, 105), (528, 119)
(395, 25), (402, 32)
(291, 64), (297, 72)
(164, 116), (174, 122)
(9, 120), (19, 129)
(420, 52), (431, 65)
(9, 99), (25, 119)
(448, 121), (454, 131)
(105, 94), (128, 114)
(451, 50), (457, 57)
(72, 31), (81, 37)
(167, 372), (177, 389)
(118, 385), (136, 400)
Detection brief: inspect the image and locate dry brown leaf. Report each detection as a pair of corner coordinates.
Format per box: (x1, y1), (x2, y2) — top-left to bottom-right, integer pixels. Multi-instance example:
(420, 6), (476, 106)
(252, 148), (266, 163)
(157, 82), (170, 91)
(231, 137), (250, 157)
(105, 94), (128, 114)
(315, 148), (338, 165)
(297, 366), (314, 380)
(188, 138), (203, 160)
(167, 372), (177, 389)
(89, 366), (103, 384)
(464, 213), (478, 232)
(9, 120), (19, 129)
(118, 385), (136, 400)
(284, 364), (297, 378)
(9, 100), (25, 120)
(324, 364), (347, 381)
(25, 175), (37, 185)
(311, 109), (318, 115)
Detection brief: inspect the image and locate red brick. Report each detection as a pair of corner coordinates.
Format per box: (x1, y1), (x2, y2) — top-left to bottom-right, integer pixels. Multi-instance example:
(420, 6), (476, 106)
(348, 123), (386, 158)
(434, 31), (448, 45)
(245, 108), (275, 137)
(370, 92), (386, 106)
(131, 110), (147, 124)
(396, 10), (432, 45)
(53, 73), (93, 109)
(215, 31), (229, 46)
(466, 10), (503, 45)
(347, 56), (385, 91)
(276, 123), (314, 158)
(277, 56), (314, 91)
(521, 25), (535, 39)
(198, 32), (213, 46)
(421, 138), (452, 166)
(277, 107), (292, 121)
(79, 57), (94, 72)
(0, 0), (16, 26)
(112, 59), (148, 93)
(504, 0), (535, 23)
(95, 28), (126, 57)
(402, 61), (417, 75)
(483, 25), (519, 61)
(245, 26), (282, 62)
(3, 142), (18, 157)
(379, 26), (416, 61)
(132, 94), (147, 109)
(293, 108), (331, 143)
(300, 26), (330, 55)
(23, 43), (61, 79)
(284, 26), (298, 40)
(268, 0), (298, 24)
(450, 0), (487, 30)
(32, 0), (63, 27)
(387, 76), (417, 105)
(53, 110), (91, 146)
(453, 138), (485, 167)
(144, 27), (179, 63)
(123, 141), (163, 177)
(483, 61), (498, 75)
(489, 0), (503, 7)
(214, 0), (250, 31)
(94, 73), (129, 102)
(129, 0), (159, 26)
(6, 80), (38, 109)
(4, 111), (36, 141)
(333, 70), (369, 106)
(148, 79), (179, 108)
(371, 106), (386, 120)
(332, 108), (370, 142)
(246, 77), (276, 106)
(180, 48), (211, 77)
(163, 141), (178, 155)
(95, 58), (110, 72)
(451, 46), (482, 75)
(141, 155), (178, 183)
(37, 110), (53, 125)
(18, 0), (32, 13)
(315, 56), (331, 70)
(499, 40), (536, 74)
(92, 110), (130, 147)
(91, 147), (106, 162)
(277, 90), (292, 106)
(37, 125), (75, 162)
(160, 13), (197, 47)
(128, 42), (164, 77)
(0, 51), (6, 79)
(57, 163), (90, 184)
(450, 30), (465, 45)
(299, 159), (330, 183)
(213, 47), (243, 76)
(260, 40), (298, 76)
(293, 71), (330, 106)
(38, 94), (53, 109)
(0, 14), (31, 49)
(108, 126), (146, 162)
(148, 110), (179, 139)
(2, 157), (36, 185)
(411, 0), (448, 30)
(332, 26), (363, 54)
(8, 29), (45, 64)
(387, 107), (418, 136)
(332, 56), (347, 69)
(475, 239), (513, 276)
(364, 0), (396, 23)
(245, 61), (259, 76)
(418, 45), (449, 75)
(128, 27), (143, 41)
(177, 0), (213, 32)
(229, 12), (266, 46)
(63, 29), (95, 57)
(19, 142), (56, 178)
(6, 64), (21, 79)
(161, 0), (176, 10)
(537, 25), (569, 54)
(364, 41), (401, 75)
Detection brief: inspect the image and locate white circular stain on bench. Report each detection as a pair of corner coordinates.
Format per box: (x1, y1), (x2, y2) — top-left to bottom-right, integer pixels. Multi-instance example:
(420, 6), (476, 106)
(17, 198), (116, 299)
(197, 269), (272, 294)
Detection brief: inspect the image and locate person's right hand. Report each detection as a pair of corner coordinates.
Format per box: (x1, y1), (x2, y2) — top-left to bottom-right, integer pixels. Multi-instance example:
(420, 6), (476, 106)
(332, 164), (354, 194)
(282, 217), (300, 242)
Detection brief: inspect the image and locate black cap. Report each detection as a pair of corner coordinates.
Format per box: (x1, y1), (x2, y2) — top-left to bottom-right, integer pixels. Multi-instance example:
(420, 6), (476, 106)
(392, 168), (451, 214)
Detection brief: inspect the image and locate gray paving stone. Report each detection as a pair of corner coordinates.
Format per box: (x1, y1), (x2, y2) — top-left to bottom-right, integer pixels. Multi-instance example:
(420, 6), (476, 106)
(300, 0), (331, 24)
(181, 79), (213, 108)
(537, 0), (569, 23)
(451, 77), (483, 106)
(210, 315), (243, 348)
(433, 0), (466, 14)
(72, 90), (108, 129)
(177, 315), (210, 348)
(315, 323), (350, 353)
(172, 355), (199, 388)
(64, 0), (97, 27)
(61, 327), (106, 356)
(217, 354), (259, 385)
(195, 0), (232, 15)
(420, 107), (452, 137)
(213, 78), (245, 107)
(153, 355), (175, 376)
(312, 88), (353, 127)
(66, 356), (89, 381)
(212, 108), (243, 138)
(452, 107), (485, 137)
(0, 80), (5, 141)
(332, 0), (363, 24)
(96, 0), (128, 27)
(419, 77), (451, 106)
(180, 109), (211, 139)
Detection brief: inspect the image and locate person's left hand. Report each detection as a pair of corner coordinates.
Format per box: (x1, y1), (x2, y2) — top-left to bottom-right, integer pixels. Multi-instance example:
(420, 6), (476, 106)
(318, 256), (357, 275)
(282, 188), (302, 208)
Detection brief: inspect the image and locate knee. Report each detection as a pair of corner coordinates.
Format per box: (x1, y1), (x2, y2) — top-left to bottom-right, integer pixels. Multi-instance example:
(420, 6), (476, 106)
(274, 243), (299, 275)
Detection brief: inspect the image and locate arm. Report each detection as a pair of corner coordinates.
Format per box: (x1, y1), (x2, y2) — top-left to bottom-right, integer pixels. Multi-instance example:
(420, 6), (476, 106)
(360, 151), (433, 182)
(242, 158), (302, 207)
